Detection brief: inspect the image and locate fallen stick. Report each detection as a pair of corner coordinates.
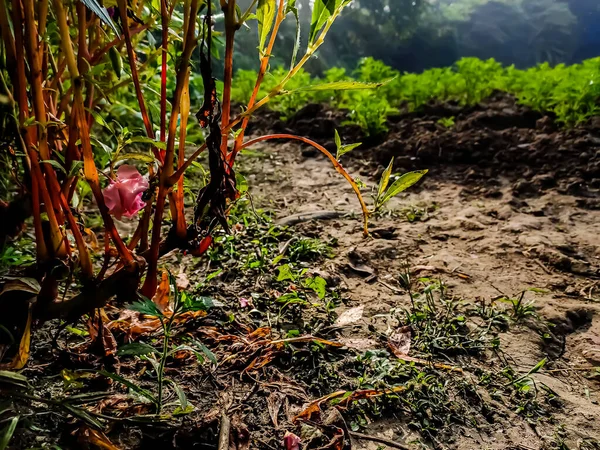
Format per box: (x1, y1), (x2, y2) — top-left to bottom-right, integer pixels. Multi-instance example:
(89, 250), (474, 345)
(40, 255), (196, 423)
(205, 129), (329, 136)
(348, 431), (411, 450)
(217, 411), (231, 450)
(275, 210), (346, 226)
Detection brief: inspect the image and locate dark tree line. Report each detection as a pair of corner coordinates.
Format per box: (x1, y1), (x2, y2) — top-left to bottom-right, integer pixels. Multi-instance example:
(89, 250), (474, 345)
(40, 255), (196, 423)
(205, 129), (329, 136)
(226, 0), (600, 75)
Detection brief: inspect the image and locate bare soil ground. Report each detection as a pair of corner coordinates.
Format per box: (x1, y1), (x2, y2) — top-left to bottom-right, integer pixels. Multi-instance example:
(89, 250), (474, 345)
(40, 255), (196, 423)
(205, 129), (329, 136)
(6, 97), (600, 450)
(242, 139), (600, 449)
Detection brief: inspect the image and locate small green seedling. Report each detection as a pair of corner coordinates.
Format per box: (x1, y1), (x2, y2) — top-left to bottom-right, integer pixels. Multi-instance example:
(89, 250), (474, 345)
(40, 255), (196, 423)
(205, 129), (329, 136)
(437, 116), (456, 128)
(104, 273), (215, 415)
(373, 158), (427, 212)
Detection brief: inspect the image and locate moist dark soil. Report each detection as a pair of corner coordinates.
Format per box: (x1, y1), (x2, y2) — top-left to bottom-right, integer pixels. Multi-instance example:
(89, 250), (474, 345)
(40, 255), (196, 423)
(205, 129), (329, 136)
(248, 92), (600, 202)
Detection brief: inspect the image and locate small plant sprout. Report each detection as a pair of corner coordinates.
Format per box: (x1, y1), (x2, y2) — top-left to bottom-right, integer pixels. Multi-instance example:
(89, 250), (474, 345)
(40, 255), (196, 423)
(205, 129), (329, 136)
(437, 116), (456, 128)
(373, 158), (428, 212)
(334, 129), (362, 161)
(105, 273), (215, 415)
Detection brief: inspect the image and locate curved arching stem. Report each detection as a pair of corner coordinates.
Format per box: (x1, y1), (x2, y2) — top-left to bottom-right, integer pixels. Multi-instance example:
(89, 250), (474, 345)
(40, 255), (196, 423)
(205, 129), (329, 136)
(240, 134), (370, 235)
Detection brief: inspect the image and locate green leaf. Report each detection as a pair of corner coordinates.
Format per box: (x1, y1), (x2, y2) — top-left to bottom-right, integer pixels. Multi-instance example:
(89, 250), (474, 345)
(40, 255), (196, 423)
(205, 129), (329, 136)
(126, 136), (167, 150)
(276, 264), (295, 281)
(80, 0), (120, 35)
(334, 129), (341, 151)
(309, 0), (340, 43)
(304, 276), (327, 299)
(114, 152), (156, 164)
(524, 358), (547, 377)
(286, 0), (301, 69)
(193, 340), (218, 365)
(68, 161), (84, 178)
(41, 159), (67, 175)
(377, 158), (394, 202)
(236, 173), (249, 194)
(181, 294), (217, 312)
(338, 143), (362, 159)
(108, 46), (123, 79)
(99, 370), (157, 404)
(334, 129), (361, 160)
(0, 370), (29, 388)
(0, 416), (18, 450)
(89, 110), (113, 132)
(257, 0), (276, 54)
(380, 169), (428, 206)
(205, 269), (223, 282)
(287, 80), (387, 93)
(169, 380), (194, 416)
(128, 297), (164, 318)
(117, 343), (157, 357)
(62, 404), (104, 429)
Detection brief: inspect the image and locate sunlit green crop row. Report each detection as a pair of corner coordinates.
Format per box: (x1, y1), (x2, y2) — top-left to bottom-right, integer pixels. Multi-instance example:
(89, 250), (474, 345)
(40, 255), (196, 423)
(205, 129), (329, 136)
(232, 57), (600, 136)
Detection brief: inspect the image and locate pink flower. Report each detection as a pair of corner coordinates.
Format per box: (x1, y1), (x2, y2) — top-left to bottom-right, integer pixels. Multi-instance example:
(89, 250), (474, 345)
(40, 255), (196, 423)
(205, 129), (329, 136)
(283, 432), (301, 450)
(103, 165), (149, 220)
(239, 298), (250, 308)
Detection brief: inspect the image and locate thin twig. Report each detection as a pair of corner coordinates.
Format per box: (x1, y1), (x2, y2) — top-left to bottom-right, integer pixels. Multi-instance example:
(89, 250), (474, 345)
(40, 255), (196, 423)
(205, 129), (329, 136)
(348, 431), (411, 450)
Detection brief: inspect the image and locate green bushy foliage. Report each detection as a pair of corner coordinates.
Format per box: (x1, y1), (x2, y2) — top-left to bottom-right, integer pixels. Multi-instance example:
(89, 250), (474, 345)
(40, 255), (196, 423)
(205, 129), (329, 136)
(231, 56), (600, 135)
(260, 68), (314, 120)
(343, 92), (396, 137)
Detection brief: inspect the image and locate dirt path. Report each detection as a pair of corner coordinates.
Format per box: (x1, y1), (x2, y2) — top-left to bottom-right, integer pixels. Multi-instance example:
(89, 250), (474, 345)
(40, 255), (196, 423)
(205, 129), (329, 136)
(241, 141), (600, 449)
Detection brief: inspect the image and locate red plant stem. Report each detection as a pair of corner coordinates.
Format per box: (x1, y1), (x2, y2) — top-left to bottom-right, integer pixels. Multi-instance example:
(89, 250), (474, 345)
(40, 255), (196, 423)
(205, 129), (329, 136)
(97, 232), (112, 281)
(89, 25), (149, 65)
(76, 2), (90, 63)
(75, 87), (134, 265)
(230, 0), (285, 163)
(29, 170), (48, 260)
(173, 0), (191, 240)
(58, 191), (93, 279)
(220, 0), (237, 156)
(52, 0), (134, 265)
(37, 0), (48, 36)
(169, 142), (207, 185)
(21, 0), (67, 256)
(109, 5), (159, 252)
(175, 76), (189, 240)
(173, 90), (273, 182)
(128, 196), (153, 252)
(240, 134), (370, 235)
(141, 0), (199, 297)
(23, 0), (89, 272)
(116, 0), (155, 151)
(5, 0), (47, 260)
(159, 0), (168, 146)
(22, 0), (65, 222)
(175, 106), (260, 182)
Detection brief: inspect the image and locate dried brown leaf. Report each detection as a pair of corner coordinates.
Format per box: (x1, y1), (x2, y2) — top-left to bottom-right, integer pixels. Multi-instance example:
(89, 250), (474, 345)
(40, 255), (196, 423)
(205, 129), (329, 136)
(0, 306), (32, 369)
(153, 270), (170, 312)
(267, 392), (285, 428)
(176, 271), (190, 291)
(76, 426), (120, 450)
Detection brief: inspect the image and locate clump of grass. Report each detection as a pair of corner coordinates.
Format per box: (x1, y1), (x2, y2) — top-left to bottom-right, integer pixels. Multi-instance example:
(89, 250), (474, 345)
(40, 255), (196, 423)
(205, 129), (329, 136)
(0, 236), (35, 275)
(398, 278), (500, 357)
(350, 351), (468, 436)
(287, 237), (335, 262)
